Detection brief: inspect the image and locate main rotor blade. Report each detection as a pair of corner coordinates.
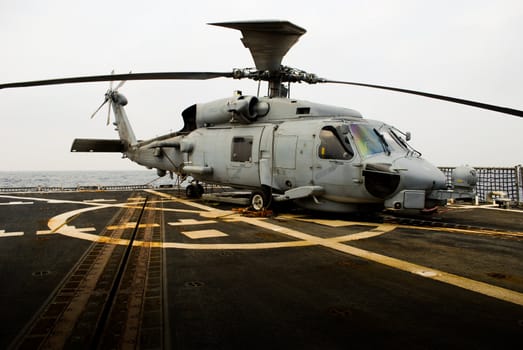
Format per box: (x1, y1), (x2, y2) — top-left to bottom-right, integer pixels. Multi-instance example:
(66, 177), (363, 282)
(324, 79), (523, 118)
(0, 72), (234, 90)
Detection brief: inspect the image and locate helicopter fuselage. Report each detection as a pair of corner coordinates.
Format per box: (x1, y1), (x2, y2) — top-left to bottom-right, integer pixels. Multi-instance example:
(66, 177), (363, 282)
(3, 19), (513, 213)
(84, 93), (463, 213)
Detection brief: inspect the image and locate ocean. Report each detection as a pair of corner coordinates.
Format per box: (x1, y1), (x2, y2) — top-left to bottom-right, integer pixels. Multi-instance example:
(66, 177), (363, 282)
(0, 171), (177, 188)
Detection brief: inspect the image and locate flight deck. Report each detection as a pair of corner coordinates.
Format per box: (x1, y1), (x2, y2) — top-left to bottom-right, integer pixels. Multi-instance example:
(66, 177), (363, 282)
(1, 189), (522, 349)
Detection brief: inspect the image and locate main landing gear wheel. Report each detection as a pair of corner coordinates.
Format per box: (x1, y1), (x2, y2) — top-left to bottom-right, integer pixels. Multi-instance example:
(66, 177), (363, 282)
(186, 183), (204, 198)
(249, 189), (272, 211)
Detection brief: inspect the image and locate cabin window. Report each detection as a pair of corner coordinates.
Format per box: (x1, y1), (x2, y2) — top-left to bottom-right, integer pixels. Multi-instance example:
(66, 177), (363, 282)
(296, 107), (311, 114)
(318, 127), (353, 160)
(231, 136), (253, 162)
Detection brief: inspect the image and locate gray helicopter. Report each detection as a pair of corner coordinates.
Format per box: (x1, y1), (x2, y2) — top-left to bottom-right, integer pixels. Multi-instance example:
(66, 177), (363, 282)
(2, 21), (522, 213)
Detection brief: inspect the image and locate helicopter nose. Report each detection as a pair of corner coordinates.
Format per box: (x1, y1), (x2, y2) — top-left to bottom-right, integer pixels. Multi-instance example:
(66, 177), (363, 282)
(362, 158), (446, 200)
(379, 158), (447, 210)
(392, 157), (446, 192)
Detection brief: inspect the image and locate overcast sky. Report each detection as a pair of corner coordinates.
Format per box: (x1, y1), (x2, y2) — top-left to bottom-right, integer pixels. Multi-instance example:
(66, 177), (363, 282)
(1, 0), (522, 171)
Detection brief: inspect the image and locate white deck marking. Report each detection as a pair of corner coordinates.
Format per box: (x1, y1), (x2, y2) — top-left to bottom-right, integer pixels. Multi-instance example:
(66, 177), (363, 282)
(181, 229), (228, 239)
(0, 194), (118, 206)
(0, 230), (24, 237)
(168, 219), (217, 226)
(0, 201), (33, 206)
(37, 227), (96, 235)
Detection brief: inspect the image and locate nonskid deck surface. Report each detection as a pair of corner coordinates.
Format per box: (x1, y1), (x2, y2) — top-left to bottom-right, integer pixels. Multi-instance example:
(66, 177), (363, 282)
(1, 190), (522, 349)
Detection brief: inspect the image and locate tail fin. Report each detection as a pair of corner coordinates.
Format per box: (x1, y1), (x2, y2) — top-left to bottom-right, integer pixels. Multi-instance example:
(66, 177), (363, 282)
(110, 92), (137, 147)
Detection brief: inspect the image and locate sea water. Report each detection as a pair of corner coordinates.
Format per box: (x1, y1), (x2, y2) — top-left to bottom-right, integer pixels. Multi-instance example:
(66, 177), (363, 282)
(0, 171), (177, 188)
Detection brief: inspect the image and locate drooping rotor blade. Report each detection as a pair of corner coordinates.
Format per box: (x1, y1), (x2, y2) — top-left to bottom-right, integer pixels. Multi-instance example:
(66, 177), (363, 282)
(109, 69), (115, 90)
(210, 20), (306, 72)
(114, 70), (130, 91)
(324, 79), (523, 118)
(114, 79), (126, 91)
(90, 98), (109, 119)
(106, 101), (112, 126)
(0, 72), (234, 90)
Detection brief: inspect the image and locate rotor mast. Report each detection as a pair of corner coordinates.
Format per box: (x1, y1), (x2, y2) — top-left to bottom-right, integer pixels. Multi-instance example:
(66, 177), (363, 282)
(209, 20), (307, 98)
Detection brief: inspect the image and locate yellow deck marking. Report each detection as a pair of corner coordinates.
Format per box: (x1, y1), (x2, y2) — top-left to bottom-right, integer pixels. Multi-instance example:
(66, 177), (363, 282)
(42, 190), (523, 307)
(181, 229), (228, 239)
(394, 223), (523, 238)
(281, 215), (375, 227)
(331, 224), (396, 242)
(324, 242), (523, 307)
(161, 241), (312, 249)
(147, 190), (523, 307)
(107, 222), (160, 230)
(239, 214), (523, 307)
(457, 204), (523, 214)
(301, 219), (355, 227)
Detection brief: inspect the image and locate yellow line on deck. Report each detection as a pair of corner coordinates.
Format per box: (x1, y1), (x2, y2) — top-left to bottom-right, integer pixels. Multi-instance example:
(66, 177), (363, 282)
(147, 190), (523, 307)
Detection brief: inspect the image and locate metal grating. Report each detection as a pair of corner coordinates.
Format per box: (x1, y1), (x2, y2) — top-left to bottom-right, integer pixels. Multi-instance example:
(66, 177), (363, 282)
(439, 165), (522, 204)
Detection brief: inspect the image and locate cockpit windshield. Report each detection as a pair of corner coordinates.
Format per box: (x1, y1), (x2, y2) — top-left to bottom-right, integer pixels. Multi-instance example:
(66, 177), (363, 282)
(385, 127), (420, 156)
(381, 128), (407, 153)
(349, 123), (420, 158)
(349, 124), (387, 157)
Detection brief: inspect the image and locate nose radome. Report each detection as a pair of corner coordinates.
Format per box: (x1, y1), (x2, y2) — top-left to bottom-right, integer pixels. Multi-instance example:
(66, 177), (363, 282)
(392, 158), (446, 191)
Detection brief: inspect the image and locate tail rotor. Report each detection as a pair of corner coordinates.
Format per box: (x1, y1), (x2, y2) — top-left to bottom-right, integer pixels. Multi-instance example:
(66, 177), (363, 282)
(90, 70), (129, 125)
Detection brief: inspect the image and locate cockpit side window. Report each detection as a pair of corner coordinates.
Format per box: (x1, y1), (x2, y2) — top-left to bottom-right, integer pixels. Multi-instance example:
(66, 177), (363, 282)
(318, 127), (354, 160)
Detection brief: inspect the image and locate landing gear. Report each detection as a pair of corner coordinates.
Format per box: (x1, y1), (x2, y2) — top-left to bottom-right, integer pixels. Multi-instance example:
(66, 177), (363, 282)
(186, 182), (204, 198)
(249, 187), (272, 211)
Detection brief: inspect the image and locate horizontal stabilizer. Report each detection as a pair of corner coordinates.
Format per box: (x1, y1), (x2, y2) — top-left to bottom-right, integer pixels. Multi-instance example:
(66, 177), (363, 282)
(71, 139), (125, 153)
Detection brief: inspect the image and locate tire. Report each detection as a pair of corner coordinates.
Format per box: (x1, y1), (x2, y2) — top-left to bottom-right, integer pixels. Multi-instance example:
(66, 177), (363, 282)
(250, 190), (271, 211)
(196, 183), (204, 197)
(186, 184), (196, 198)
(186, 183), (204, 198)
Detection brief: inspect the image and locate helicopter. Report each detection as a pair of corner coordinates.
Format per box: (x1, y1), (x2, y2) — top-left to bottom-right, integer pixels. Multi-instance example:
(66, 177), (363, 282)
(1, 20), (522, 213)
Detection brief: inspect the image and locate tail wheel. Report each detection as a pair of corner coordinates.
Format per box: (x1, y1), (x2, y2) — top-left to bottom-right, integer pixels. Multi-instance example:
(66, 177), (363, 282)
(196, 183), (204, 197)
(250, 189), (271, 211)
(186, 184), (204, 198)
